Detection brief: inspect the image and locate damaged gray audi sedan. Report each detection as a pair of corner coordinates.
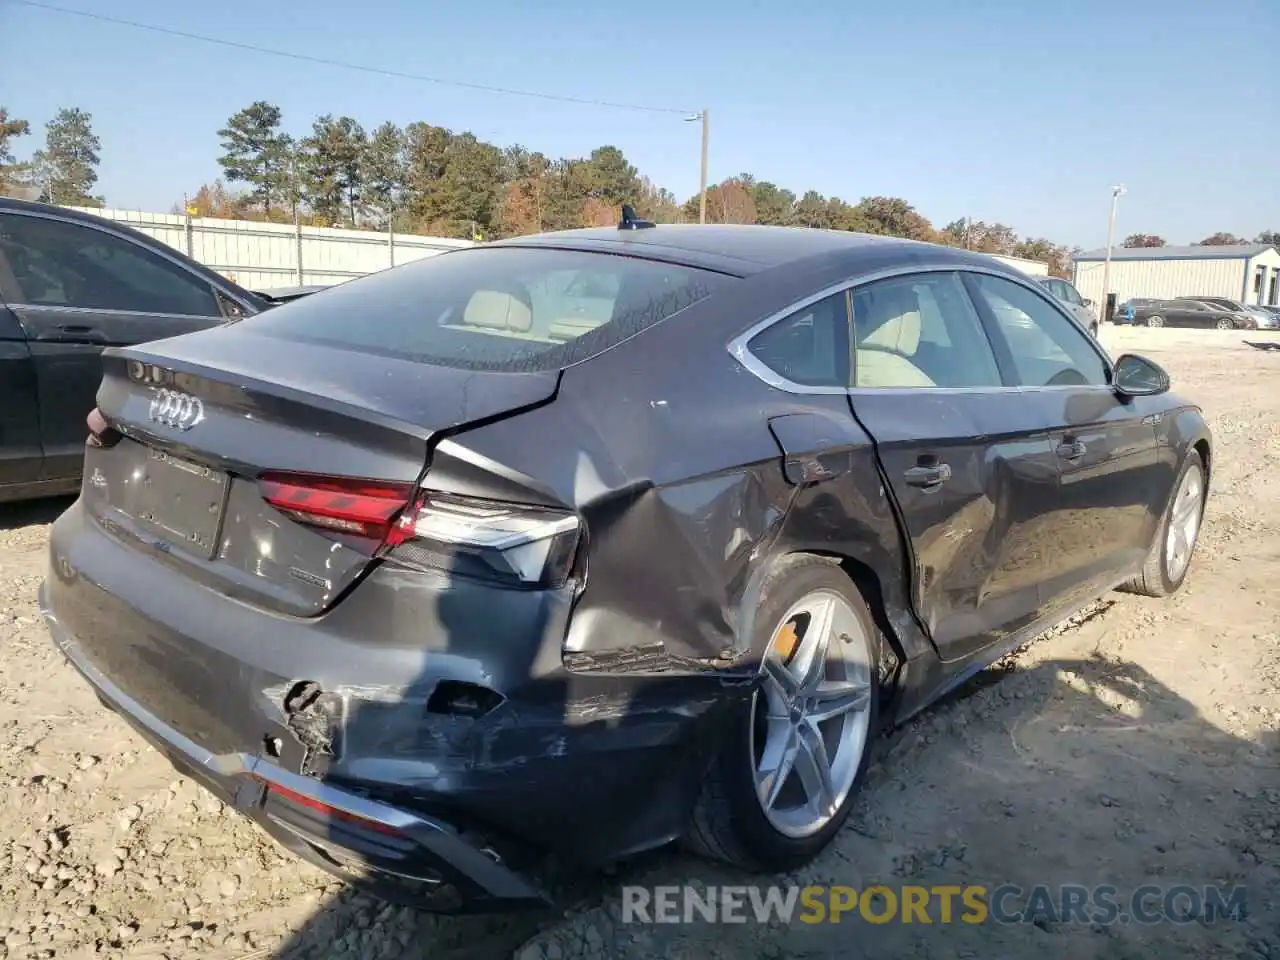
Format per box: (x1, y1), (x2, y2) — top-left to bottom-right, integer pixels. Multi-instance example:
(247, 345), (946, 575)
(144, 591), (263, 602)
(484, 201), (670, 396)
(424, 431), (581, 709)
(40, 218), (1212, 911)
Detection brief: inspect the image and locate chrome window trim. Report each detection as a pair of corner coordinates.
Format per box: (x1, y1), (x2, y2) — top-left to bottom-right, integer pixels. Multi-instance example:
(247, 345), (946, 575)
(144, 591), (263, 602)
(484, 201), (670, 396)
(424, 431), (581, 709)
(3, 302), (222, 323)
(0, 208), (258, 316)
(727, 261), (1112, 395)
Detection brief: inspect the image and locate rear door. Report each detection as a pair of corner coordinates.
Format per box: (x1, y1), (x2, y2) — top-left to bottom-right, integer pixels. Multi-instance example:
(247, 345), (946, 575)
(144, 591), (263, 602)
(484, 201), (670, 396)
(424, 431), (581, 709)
(965, 271), (1159, 613)
(0, 210), (233, 481)
(846, 269), (1060, 662)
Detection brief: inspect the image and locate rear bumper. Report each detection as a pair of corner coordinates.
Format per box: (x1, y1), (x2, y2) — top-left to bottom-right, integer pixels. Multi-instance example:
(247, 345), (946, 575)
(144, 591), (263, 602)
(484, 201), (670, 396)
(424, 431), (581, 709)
(40, 499), (741, 909)
(41, 596), (548, 911)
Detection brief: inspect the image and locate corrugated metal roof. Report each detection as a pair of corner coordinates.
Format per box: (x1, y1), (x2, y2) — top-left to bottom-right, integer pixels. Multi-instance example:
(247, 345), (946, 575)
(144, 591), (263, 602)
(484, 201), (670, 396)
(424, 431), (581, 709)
(1073, 244), (1274, 262)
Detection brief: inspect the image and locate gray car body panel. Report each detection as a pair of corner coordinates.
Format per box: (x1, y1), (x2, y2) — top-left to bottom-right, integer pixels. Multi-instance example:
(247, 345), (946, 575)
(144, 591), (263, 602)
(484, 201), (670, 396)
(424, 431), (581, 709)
(41, 225), (1212, 908)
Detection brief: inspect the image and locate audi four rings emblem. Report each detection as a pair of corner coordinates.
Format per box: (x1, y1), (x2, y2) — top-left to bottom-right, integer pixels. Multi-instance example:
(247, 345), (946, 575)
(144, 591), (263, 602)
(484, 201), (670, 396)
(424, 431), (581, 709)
(148, 388), (205, 431)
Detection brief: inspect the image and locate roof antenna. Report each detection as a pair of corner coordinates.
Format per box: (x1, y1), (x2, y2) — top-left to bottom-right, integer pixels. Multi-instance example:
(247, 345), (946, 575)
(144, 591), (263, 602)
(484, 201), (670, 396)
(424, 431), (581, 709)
(618, 203), (656, 231)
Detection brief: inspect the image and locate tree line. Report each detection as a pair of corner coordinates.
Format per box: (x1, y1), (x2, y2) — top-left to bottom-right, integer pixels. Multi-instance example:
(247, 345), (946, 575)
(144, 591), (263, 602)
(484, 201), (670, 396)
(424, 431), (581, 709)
(199, 102), (1088, 276)
(1124, 231), (1280, 248)
(4, 103), (1276, 279)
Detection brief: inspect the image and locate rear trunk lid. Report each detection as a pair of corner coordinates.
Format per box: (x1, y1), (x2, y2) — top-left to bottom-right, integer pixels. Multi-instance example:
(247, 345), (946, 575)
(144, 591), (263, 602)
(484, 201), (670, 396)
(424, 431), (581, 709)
(87, 325), (560, 616)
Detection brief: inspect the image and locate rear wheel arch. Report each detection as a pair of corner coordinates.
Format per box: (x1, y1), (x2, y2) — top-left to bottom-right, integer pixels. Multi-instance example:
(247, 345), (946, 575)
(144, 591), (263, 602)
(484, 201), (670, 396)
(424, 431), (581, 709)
(739, 549), (905, 701)
(1193, 437), (1211, 489)
(818, 552), (907, 697)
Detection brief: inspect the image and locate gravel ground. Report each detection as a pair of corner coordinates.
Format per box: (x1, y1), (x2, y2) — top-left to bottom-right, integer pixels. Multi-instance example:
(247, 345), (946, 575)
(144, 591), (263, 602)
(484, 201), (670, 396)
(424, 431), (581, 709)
(0, 326), (1277, 960)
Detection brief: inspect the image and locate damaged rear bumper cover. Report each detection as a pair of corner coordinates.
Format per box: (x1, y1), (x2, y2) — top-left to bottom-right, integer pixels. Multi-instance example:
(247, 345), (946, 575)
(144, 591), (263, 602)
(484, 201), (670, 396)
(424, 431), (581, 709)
(40, 593), (549, 912)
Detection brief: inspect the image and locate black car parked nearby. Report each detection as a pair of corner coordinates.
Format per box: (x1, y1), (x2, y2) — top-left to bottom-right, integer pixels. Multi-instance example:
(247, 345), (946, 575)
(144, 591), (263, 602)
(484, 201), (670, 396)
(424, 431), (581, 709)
(40, 218), (1211, 912)
(0, 198), (274, 503)
(1117, 296), (1252, 329)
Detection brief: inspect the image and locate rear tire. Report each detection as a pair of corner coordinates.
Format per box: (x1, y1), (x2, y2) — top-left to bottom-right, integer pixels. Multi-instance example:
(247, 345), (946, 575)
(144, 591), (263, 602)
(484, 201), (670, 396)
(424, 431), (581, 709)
(1146, 315), (1164, 328)
(1122, 450), (1206, 598)
(684, 554), (880, 872)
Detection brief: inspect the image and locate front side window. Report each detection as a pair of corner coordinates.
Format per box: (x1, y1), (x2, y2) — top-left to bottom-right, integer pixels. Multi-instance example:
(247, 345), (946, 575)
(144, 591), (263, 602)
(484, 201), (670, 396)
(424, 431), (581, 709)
(747, 292), (849, 388)
(241, 245), (730, 371)
(851, 272), (1002, 389)
(968, 273), (1109, 387)
(0, 213), (220, 316)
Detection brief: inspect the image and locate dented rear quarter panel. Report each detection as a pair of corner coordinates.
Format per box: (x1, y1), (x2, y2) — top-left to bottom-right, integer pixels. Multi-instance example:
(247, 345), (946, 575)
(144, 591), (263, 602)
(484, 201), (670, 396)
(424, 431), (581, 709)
(440, 253), (933, 682)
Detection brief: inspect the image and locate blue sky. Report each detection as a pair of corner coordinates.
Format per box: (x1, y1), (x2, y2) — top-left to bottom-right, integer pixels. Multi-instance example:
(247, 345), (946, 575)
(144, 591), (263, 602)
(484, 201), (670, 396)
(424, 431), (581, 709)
(2, 0), (1275, 248)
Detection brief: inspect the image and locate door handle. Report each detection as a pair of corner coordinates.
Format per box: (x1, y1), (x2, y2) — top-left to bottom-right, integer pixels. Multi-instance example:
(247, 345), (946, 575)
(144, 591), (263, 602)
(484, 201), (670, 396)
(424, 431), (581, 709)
(904, 462), (952, 489)
(37, 324), (108, 342)
(1056, 439), (1087, 461)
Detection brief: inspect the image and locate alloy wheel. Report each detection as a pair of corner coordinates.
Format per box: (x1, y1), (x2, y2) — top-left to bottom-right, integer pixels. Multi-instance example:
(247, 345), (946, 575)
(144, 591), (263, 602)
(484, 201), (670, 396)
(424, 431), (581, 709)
(1147, 315), (1164, 328)
(749, 590), (873, 839)
(1165, 462), (1204, 582)
(1216, 318), (1232, 330)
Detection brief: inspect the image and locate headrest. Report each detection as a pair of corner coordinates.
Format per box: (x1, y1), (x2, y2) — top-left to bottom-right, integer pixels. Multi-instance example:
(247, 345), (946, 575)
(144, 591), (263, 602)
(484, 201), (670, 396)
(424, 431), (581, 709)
(859, 285), (921, 355)
(462, 290), (532, 332)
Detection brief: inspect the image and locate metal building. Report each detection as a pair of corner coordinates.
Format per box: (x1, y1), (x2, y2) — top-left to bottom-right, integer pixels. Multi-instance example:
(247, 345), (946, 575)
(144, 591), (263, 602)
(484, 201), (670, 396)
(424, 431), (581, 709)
(1072, 244), (1280, 310)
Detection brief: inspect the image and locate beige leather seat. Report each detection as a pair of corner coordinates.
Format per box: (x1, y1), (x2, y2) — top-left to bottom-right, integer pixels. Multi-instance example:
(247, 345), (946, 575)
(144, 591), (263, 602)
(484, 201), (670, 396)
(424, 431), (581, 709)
(855, 287), (936, 388)
(462, 290), (533, 333)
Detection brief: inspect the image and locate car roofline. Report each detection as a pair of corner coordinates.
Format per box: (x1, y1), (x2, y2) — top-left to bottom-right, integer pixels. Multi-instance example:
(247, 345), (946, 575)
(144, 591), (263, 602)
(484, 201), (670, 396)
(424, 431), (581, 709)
(486, 229), (1039, 281)
(483, 235), (762, 278)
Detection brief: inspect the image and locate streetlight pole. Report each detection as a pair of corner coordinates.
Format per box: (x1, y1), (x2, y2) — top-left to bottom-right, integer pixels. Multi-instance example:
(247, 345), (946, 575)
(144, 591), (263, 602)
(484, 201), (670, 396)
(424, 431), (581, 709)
(686, 110), (709, 224)
(1100, 184), (1126, 324)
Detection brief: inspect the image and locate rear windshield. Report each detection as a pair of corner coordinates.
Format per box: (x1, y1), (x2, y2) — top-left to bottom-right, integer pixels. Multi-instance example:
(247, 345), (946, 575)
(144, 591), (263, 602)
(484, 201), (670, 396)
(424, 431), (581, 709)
(236, 245), (731, 371)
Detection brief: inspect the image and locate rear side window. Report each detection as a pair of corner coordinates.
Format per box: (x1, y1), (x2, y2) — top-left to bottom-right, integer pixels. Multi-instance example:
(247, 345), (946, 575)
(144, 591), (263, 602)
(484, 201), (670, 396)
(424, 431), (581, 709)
(747, 292), (849, 387)
(0, 213), (220, 317)
(240, 246), (731, 371)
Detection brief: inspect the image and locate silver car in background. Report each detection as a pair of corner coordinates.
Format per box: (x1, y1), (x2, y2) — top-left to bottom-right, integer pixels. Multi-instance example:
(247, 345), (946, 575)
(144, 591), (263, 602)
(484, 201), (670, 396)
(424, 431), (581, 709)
(1036, 276), (1099, 337)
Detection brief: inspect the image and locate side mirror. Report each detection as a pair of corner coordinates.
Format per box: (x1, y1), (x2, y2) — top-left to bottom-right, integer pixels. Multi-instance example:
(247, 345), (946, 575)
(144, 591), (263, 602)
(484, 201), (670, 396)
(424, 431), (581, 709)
(1082, 298), (1094, 308)
(1112, 353), (1170, 397)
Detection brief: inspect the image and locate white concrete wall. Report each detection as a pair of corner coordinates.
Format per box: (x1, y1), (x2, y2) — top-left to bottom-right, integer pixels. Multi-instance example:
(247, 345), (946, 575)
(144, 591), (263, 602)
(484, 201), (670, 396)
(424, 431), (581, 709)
(67, 207), (475, 291)
(1073, 257), (1248, 308)
(987, 254), (1049, 277)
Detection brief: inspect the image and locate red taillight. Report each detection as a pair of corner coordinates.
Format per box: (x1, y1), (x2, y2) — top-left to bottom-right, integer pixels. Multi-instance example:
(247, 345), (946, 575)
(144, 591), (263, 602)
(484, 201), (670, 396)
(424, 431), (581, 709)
(258, 472), (416, 546)
(259, 472), (582, 588)
(86, 407), (121, 448)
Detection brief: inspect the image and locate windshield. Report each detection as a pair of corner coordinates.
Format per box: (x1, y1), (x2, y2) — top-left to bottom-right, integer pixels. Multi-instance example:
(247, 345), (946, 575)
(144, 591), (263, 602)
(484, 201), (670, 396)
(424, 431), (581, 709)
(237, 245), (731, 371)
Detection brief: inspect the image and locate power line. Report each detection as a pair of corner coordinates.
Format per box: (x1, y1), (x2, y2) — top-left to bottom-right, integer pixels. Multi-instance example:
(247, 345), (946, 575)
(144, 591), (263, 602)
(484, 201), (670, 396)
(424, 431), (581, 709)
(8, 0), (695, 116)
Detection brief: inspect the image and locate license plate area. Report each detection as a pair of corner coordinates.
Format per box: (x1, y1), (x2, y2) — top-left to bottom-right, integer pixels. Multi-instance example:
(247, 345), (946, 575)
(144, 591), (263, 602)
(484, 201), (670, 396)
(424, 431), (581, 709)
(132, 449), (228, 559)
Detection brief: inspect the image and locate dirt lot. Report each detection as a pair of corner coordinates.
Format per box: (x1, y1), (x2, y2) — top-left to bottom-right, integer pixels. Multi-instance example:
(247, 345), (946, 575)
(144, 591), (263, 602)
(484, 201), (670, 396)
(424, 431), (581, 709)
(0, 326), (1277, 960)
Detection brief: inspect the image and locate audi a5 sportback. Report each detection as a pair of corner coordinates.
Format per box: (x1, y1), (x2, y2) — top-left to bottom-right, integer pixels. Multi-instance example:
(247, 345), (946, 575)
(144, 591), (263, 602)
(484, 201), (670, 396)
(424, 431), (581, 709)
(41, 220), (1212, 911)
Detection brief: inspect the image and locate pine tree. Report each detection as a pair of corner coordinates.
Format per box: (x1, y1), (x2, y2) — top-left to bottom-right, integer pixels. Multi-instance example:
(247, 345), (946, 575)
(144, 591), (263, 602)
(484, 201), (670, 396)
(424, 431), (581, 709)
(31, 107), (101, 206)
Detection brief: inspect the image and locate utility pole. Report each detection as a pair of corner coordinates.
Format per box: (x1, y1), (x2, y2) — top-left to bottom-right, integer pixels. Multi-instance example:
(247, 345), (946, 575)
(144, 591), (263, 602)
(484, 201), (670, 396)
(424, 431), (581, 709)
(1100, 184), (1126, 324)
(685, 110), (710, 224)
(699, 109), (709, 225)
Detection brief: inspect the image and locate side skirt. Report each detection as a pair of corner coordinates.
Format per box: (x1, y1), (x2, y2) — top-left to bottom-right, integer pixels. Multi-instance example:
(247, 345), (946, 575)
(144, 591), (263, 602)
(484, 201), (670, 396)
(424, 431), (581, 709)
(883, 571), (1137, 728)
